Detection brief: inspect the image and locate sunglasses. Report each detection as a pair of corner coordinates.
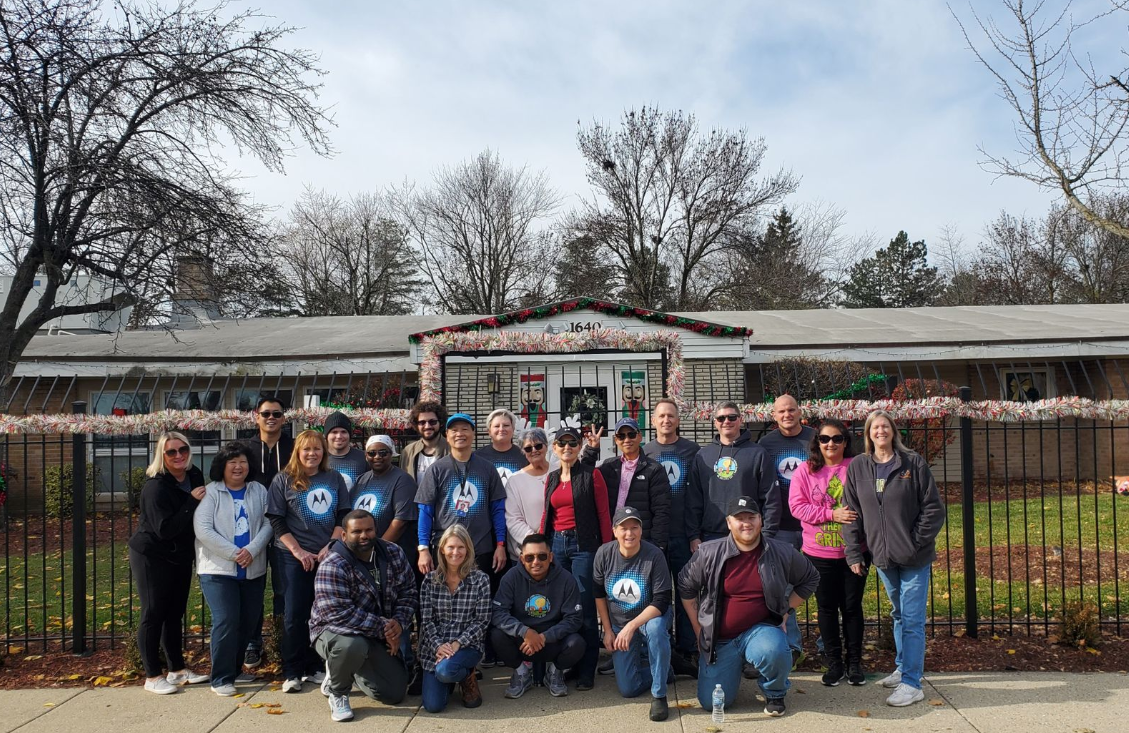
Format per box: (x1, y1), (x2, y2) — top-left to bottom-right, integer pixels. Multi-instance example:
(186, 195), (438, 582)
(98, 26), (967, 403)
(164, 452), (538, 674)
(615, 430), (639, 440)
(818, 434), (847, 445)
(417, 418), (439, 427)
(555, 438), (580, 448)
(715, 414), (741, 423)
(521, 552), (549, 563)
(522, 443), (545, 454)
(366, 449), (392, 458)
(164, 445), (190, 457)
(258, 410), (284, 419)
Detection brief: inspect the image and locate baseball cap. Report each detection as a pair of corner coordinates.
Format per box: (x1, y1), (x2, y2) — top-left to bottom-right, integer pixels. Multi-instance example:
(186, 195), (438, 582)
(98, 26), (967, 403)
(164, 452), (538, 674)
(554, 426), (582, 443)
(727, 495), (762, 517)
(446, 413), (476, 430)
(365, 434), (398, 456)
(613, 417), (640, 434)
(612, 505), (643, 527)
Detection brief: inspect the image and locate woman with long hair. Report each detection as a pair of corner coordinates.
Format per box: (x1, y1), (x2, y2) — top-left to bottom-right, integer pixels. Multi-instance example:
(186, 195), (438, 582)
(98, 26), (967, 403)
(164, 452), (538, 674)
(843, 411), (945, 707)
(128, 432), (209, 694)
(418, 524), (492, 713)
(266, 429), (350, 693)
(505, 428), (551, 562)
(787, 419), (865, 687)
(541, 426), (612, 691)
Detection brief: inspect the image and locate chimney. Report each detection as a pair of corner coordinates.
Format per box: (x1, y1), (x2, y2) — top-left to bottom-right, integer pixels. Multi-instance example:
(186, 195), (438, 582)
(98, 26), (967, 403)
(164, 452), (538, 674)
(171, 254), (221, 327)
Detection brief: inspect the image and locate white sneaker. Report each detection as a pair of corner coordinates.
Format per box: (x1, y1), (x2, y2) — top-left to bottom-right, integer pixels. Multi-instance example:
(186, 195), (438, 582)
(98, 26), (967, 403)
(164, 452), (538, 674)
(282, 677), (302, 693)
(886, 682), (925, 707)
(144, 677), (179, 695)
(879, 669), (902, 688)
(328, 692), (354, 722)
(211, 683), (237, 696)
(321, 661), (332, 697)
(303, 670), (326, 685)
(167, 669), (210, 685)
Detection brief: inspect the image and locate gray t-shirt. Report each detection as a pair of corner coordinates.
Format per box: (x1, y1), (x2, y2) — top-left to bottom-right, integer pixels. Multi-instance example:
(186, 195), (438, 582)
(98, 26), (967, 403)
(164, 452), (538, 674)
(415, 454), (505, 556)
(326, 447), (369, 493)
(475, 444), (529, 487)
(267, 470), (350, 553)
(643, 437), (700, 537)
(351, 466), (418, 537)
(758, 426), (815, 532)
(592, 540), (672, 629)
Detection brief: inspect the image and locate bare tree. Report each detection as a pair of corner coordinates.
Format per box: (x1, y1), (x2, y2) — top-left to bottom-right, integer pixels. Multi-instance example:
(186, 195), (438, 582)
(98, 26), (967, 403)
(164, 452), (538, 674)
(1055, 196), (1129, 301)
(572, 106), (799, 310)
(400, 150), (559, 314)
(974, 210), (1076, 303)
(278, 188), (424, 316)
(954, 0), (1129, 237)
(0, 0), (331, 399)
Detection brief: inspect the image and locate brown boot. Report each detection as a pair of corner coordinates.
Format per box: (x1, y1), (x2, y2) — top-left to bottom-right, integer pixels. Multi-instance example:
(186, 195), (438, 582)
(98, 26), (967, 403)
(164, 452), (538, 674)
(460, 672), (482, 708)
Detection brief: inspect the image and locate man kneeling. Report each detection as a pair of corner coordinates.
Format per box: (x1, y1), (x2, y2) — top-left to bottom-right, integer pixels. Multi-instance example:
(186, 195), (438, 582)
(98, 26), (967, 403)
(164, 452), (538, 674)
(678, 496), (818, 717)
(310, 510), (419, 722)
(490, 533), (586, 698)
(594, 506), (674, 721)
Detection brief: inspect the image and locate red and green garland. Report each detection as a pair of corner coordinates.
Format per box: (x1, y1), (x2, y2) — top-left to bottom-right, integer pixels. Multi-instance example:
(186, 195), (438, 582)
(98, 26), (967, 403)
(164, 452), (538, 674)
(408, 297), (753, 343)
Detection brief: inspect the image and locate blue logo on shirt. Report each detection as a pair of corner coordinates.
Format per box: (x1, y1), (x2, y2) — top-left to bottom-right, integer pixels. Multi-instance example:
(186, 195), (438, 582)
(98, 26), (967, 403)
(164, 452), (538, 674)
(608, 570), (647, 611)
(353, 490), (384, 517)
(299, 483), (337, 526)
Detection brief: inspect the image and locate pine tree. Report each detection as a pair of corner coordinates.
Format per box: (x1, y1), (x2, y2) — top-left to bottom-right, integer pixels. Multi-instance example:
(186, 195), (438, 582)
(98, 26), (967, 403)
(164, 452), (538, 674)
(841, 231), (942, 308)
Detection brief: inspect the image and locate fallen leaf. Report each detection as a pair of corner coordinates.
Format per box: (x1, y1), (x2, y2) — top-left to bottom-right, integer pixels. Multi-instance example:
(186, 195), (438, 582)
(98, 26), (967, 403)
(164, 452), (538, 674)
(858, 710), (871, 718)
(249, 703), (265, 709)
(675, 702), (693, 708)
(264, 702), (282, 708)
(954, 628), (966, 638)
(705, 727), (721, 733)
(231, 693), (245, 698)
(929, 699), (945, 706)
(1073, 728), (1096, 733)
(24, 654), (43, 661)
(266, 709), (286, 715)
(43, 703), (54, 708)
(91, 676), (113, 687)
(64, 674), (82, 681)
(795, 688), (806, 694)
(1007, 649), (1016, 655)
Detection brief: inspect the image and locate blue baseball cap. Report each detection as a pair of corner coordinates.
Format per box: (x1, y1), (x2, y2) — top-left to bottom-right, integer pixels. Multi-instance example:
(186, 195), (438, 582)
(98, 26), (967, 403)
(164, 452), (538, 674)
(446, 413), (476, 430)
(614, 417), (640, 434)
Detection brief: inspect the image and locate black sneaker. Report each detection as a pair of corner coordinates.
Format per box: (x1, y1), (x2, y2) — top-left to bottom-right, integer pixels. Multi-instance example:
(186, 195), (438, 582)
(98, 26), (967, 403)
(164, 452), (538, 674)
(598, 657), (615, 676)
(243, 648), (262, 669)
(847, 660), (867, 686)
(576, 677), (594, 691)
(742, 661), (758, 680)
(822, 660), (845, 687)
(671, 651), (699, 678)
(407, 667), (423, 696)
(649, 696), (669, 721)
(764, 698), (786, 717)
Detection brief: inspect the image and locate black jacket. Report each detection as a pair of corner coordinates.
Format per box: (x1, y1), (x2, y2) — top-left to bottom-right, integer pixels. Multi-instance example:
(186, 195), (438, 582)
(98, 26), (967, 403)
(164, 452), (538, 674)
(843, 450), (945, 570)
(128, 466), (206, 565)
(597, 454), (671, 547)
(677, 534), (818, 662)
(249, 435), (294, 487)
(542, 463), (610, 553)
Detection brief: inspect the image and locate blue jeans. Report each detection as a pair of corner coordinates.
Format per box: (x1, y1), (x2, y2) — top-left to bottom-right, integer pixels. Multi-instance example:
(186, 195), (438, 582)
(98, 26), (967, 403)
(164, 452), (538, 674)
(697, 623), (791, 709)
(274, 546), (319, 679)
(775, 529), (804, 654)
(612, 608), (672, 699)
(551, 531), (599, 680)
(199, 573), (266, 687)
(248, 549), (285, 653)
(421, 647), (482, 713)
(876, 563), (930, 690)
(665, 537), (696, 654)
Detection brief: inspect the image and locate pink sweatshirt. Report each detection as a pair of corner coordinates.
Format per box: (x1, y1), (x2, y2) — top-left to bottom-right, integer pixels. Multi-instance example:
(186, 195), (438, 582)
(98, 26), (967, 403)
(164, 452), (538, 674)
(788, 457), (856, 559)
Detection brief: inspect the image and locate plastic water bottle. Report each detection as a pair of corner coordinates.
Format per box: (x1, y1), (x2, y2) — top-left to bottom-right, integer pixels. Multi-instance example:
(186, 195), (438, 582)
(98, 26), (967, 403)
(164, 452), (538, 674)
(711, 683), (725, 723)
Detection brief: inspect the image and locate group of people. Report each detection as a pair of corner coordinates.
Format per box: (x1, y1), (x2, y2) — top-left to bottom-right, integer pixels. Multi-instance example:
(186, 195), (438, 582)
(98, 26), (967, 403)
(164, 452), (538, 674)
(127, 393), (945, 722)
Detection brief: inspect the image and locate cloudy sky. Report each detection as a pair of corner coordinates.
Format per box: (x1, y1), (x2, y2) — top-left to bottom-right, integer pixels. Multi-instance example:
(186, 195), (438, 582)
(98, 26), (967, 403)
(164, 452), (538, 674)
(231, 0), (1122, 256)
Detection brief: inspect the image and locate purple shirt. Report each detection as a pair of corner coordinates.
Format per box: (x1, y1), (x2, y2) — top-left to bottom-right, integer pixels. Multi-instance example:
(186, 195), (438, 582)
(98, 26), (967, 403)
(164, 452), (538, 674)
(617, 457), (639, 508)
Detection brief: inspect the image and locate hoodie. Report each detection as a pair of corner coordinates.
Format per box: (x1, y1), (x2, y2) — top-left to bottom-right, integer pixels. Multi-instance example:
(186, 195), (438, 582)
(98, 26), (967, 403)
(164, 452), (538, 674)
(491, 561), (584, 642)
(686, 430), (780, 541)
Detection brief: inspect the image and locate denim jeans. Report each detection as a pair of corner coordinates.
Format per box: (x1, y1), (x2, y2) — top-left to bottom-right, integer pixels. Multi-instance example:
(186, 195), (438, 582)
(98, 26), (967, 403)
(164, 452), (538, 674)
(696, 622), (791, 709)
(774, 529), (804, 654)
(248, 549), (285, 654)
(612, 608), (672, 699)
(421, 647), (482, 713)
(274, 546), (319, 679)
(198, 573), (266, 687)
(665, 537), (696, 654)
(876, 563), (931, 689)
(551, 530), (599, 680)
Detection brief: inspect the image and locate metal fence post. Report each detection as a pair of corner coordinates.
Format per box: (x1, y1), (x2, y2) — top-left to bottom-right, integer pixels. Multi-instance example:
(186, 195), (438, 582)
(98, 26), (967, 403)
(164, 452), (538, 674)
(959, 386), (978, 638)
(71, 400), (89, 656)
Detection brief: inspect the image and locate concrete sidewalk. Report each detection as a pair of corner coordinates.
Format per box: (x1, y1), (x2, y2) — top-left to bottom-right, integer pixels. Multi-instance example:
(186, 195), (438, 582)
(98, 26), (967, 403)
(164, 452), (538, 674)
(2, 670), (1125, 733)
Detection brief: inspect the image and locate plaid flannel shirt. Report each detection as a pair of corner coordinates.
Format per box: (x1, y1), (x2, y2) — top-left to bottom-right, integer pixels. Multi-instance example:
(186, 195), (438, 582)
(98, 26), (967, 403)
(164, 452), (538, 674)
(418, 568), (492, 672)
(309, 540), (418, 643)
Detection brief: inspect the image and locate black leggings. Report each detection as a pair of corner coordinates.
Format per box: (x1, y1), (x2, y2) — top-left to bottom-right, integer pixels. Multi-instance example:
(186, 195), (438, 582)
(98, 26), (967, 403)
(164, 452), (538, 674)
(130, 550), (193, 678)
(489, 627), (586, 670)
(809, 554), (867, 664)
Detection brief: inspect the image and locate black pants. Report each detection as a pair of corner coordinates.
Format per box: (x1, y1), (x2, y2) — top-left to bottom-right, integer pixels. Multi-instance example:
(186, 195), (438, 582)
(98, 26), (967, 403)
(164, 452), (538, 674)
(130, 550), (193, 678)
(490, 627), (586, 670)
(474, 550), (508, 659)
(809, 554), (867, 664)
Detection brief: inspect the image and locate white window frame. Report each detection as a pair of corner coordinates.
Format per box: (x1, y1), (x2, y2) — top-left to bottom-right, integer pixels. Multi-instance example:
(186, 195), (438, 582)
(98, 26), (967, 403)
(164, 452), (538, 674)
(999, 366), (1057, 402)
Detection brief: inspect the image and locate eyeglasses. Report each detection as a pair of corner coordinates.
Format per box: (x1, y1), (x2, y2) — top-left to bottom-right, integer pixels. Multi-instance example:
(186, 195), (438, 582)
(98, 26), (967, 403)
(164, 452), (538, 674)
(258, 410), (284, 419)
(715, 414), (741, 423)
(416, 418), (439, 427)
(615, 430), (639, 440)
(366, 449), (392, 458)
(522, 443), (545, 454)
(555, 438), (579, 448)
(164, 445), (190, 457)
(521, 552), (549, 563)
(818, 434), (847, 445)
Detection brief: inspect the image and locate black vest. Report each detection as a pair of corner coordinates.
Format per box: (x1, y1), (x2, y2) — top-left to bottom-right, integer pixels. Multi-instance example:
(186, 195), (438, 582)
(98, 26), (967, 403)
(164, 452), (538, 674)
(543, 463), (604, 552)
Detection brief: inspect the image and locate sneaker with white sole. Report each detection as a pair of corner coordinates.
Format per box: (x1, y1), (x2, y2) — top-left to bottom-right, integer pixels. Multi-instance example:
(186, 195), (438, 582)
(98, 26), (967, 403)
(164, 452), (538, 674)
(167, 669), (209, 685)
(211, 683), (237, 697)
(328, 692), (354, 722)
(886, 682), (925, 707)
(303, 670), (326, 685)
(504, 666), (534, 699)
(879, 669), (902, 688)
(321, 661), (332, 697)
(144, 677), (179, 695)
(282, 677), (302, 693)
(235, 673), (258, 684)
(545, 662), (568, 697)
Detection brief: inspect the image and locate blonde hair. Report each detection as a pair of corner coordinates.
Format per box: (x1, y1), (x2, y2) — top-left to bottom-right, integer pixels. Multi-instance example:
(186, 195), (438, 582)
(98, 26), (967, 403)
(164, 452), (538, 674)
(146, 432), (192, 477)
(283, 430), (329, 492)
(487, 408), (517, 433)
(862, 410), (909, 455)
(434, 524), (477, 583)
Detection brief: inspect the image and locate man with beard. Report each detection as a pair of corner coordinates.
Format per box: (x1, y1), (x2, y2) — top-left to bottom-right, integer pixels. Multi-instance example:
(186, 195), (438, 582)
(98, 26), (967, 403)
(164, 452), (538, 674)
(311, 511), (418, 722)
(402, 401), (450, 482)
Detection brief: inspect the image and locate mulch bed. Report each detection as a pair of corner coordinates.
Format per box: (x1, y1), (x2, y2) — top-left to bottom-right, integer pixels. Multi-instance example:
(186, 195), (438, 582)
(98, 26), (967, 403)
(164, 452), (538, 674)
(935, 545), (1129, 586)
(937, 479), (1109, 504)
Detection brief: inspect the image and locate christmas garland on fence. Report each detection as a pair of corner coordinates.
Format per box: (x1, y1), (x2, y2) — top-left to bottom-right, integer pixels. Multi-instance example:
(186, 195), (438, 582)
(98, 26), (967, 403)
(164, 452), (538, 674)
(416, 328), (686, 403)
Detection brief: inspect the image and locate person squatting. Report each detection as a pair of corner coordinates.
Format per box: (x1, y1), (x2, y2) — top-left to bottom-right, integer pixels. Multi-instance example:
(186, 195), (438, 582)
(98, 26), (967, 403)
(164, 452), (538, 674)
(129, 396), (944, 721)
